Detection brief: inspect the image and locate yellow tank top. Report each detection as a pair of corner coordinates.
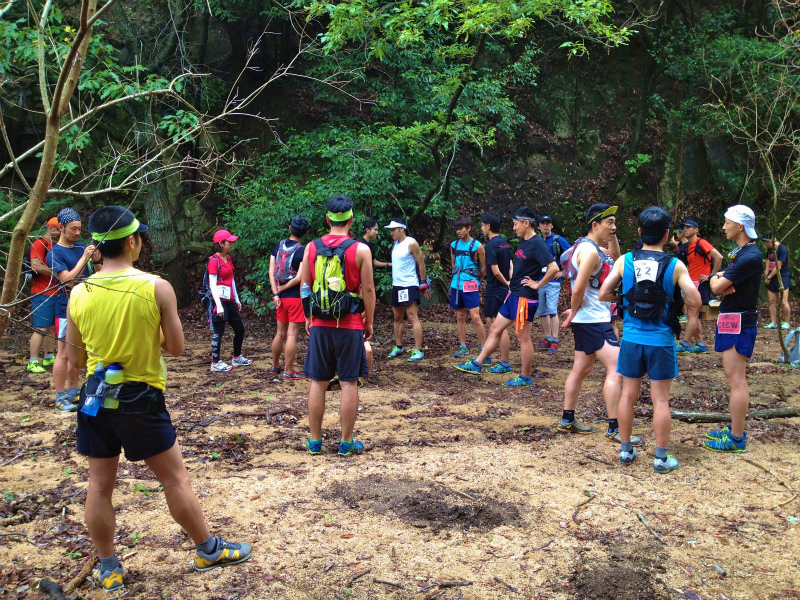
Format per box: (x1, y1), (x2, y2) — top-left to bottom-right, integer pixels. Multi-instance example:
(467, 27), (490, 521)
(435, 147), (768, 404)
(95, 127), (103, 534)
(69, 267), (166, 390)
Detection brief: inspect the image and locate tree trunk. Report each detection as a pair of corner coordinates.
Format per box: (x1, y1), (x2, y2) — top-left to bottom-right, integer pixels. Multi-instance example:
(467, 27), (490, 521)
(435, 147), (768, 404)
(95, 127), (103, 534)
(645, 407), (800, 422)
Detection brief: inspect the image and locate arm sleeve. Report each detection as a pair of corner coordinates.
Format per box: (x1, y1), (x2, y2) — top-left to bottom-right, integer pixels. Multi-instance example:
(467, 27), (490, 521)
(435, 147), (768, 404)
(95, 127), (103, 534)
(209, 273), (223, 312)
(232, 277), (240, 305)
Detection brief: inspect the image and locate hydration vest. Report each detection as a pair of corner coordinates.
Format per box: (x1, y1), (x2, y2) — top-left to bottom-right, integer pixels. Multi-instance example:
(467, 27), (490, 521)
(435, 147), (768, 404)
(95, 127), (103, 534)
(307, 238), (364, 322)
(451, 239), (481, 285)
(619, 250), (684, 338)
(274, 239), (302, 284)
(560, 238), (613, 296)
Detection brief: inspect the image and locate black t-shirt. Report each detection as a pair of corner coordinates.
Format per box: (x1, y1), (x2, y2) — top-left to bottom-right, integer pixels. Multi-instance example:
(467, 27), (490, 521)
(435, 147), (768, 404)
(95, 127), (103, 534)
(509, 235), (555, 300)
(271, 239), (305, 299)
(719, 242), (763, 328)
(768, 243), (790, 280)
(359, 237), (376, 273)
(484, 235), (511, 296)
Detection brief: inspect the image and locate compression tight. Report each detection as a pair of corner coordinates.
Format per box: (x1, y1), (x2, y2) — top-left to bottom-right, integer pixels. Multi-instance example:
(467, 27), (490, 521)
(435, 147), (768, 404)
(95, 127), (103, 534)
(211, 319), (245, 362)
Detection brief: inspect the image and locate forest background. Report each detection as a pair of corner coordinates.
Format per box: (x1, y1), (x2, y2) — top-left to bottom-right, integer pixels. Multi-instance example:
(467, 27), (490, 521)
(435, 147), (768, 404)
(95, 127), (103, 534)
(1, 0), (798, 317)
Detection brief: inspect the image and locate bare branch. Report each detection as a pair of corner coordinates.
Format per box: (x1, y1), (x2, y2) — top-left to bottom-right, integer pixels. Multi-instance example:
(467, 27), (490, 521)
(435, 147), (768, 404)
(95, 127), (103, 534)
(0, 0), (21, 19)
(37, 0), (55, 115)
(0, 105), (32, 194)
(0, 200), (28, 223)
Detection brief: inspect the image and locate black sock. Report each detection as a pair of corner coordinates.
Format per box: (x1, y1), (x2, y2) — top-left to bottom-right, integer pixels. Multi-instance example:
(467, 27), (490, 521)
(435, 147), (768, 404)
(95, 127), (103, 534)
(562, 410), (575, 423)
(607, 418), (619, 432)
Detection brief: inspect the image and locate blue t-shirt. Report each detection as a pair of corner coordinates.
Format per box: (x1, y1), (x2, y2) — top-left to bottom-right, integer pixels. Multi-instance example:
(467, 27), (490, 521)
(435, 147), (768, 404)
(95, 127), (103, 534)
(450, 238), (482, 291)
(543, 233), (571, 270)
(620, 251), (677, 347)
(46, 243), (88, 318)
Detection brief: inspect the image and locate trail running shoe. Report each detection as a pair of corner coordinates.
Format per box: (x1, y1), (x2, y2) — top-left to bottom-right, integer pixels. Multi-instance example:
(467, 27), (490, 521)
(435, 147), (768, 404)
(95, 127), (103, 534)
(558, 420), (595, 434)
(408, 349), (425, 362)
(42, 355), (55, 367)
(536, 339), (550, 350)
(605, 429), (644, 446)
(782, 322), (791, 330)
(305, 437), (322, 455)
(357, 378), (364, 389)
(705, 425), (731, 440)
(676, 342), (692, 353)
(92, 565), (124, 591)
(488, 363), (511, 374)
(654, 455), (680, 474)
(387, 346), (405, 359)
(268, 365), (283, 375)
(619, 448), (638, 465)
(338, 438), (365, 456)
(548, 341), (559, 355)
(678, 315), (688, 324)
(763, 322), (778, 329)
(231, 355), (253, 366)
(210, 361), (233, 372)
(55, 396), (78, 412)
(455, 359), (482, 374)
(503, 375), (532, 387)
(689, 343), (707, 354)
(454, 345), (469, 358)
(282, 371), (304, 380)
(27, 360), (46, 374)
(703, 433), (747, 453)
(194, 538), (253, 572)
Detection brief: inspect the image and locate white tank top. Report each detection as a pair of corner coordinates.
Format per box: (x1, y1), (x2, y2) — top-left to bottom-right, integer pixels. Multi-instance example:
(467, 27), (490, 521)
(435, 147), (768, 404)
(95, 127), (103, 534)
(391, 237), (419, 287)
(571, 241), (613, 323)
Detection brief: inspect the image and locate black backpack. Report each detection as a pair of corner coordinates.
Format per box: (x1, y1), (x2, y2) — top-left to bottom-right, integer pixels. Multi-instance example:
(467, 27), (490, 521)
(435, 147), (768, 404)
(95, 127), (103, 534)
(199, 255), (223, 310)
(677, 238), (710, 267)
(619, 250), (684, 338)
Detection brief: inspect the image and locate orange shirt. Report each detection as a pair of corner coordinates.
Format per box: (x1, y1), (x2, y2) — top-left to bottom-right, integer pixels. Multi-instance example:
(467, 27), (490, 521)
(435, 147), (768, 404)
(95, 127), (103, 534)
(685, 238), (715, 282)
(30, 238), (57, 296)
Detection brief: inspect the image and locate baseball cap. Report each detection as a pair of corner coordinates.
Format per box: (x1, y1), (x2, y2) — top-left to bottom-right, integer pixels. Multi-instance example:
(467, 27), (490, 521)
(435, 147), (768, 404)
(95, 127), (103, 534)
(724, 205), (758, 240)
(538, 215), (553, 224)
(46, 217), (59, 227)
(384, 220), (407, 230)
(761, 231), (774, 242)
(681, 219), (699, 229)
(213, 230), (239, 243)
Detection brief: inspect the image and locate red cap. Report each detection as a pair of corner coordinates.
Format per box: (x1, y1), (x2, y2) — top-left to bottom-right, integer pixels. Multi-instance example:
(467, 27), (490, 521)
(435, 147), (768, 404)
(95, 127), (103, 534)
(213, 230), (238, 244)
(46, 217), (59, 227)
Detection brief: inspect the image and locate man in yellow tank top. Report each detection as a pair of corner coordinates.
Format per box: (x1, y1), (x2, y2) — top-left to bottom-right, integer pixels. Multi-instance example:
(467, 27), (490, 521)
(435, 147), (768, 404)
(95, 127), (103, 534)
(67, 206), (252, 591)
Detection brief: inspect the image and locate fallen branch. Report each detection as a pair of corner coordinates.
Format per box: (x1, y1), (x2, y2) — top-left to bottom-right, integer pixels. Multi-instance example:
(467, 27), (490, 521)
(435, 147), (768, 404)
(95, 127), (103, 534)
(65, 551), (96, 593)
(348, 568), (371, 583)
(533, 539), (554, 551)
(637, 511), (665, 544)
(572, 493), (597, 523)
(37, 579), (68, 600)
(493, 576), (518, 593)
(374, 578), (405, 589)
(585, 455), (614, 466)
(741, 458), (799, 509)
(653, 407), (800, 423)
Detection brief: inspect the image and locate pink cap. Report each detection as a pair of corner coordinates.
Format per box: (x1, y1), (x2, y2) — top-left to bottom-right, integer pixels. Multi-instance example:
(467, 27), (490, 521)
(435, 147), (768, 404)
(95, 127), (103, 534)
(213, 230), (238, 243)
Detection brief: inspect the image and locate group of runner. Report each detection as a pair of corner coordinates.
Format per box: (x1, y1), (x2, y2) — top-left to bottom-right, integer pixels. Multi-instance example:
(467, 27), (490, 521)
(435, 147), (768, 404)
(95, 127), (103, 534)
(18, 198), (791, 590)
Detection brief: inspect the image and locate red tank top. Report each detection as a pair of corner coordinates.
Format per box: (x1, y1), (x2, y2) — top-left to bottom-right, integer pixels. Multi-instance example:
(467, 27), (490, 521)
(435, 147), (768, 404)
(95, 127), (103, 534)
(307, 234), (364, 330)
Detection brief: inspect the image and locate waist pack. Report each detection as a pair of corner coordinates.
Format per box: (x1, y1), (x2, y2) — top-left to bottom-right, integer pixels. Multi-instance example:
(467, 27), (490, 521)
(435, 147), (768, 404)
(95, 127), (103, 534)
(80, 375), (163, 415)
(306, 238), (364, 322)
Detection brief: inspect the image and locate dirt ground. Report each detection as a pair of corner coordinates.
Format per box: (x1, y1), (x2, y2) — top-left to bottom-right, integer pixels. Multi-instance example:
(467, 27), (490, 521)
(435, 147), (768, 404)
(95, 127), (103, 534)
(1, 303), (799, 600)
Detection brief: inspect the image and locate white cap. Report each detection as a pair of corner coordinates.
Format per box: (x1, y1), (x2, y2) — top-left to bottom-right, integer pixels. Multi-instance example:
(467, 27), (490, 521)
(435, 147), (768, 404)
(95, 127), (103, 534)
(724, 205), (758, 240)
(384, 220), (407, 230)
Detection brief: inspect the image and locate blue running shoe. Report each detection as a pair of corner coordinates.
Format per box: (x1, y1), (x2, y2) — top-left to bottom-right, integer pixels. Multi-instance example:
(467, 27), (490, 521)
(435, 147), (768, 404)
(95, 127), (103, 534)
(653, 455), (680, 474)
(703, 433), (747, 453)
(455, 359), (482, 375)
(387, 346), (405, 359)
(487, 362), (511, 374)
(689, 342), (707, 354)
(619, 448), (637, 465)
(676, 341), (692, 353)
(194, 538), (253, 571)
(705, 425), (731, 440)
(305, 437), (322, 455)
(338, 438), (365, 456)
(547, 341), (559, 355)
(535, 339), (550, 349)
(408, 349), (425, 362)
(92, 565), (124, 591)
(454, 345), (469, 358)
(503, 375), (532, 387)
(481, 353), (492, 366)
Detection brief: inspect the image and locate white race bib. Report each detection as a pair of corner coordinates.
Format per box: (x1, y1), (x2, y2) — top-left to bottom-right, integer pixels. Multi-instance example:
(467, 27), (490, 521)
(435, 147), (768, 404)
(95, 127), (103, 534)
(633, 259), (658, 283)
(215, 285), (232, 300)
(398, 288), (409, 303)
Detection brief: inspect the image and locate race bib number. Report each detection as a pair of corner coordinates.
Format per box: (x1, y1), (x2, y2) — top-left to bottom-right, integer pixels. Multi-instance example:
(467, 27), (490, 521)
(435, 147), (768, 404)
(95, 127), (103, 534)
(693, 280), (700, 289)
(398, 288), (410, 303)
(718, 312), (742, 335)
(462, 280), (479, 293)
(633, 259), (658, 283)
(215, 285), (232, 300)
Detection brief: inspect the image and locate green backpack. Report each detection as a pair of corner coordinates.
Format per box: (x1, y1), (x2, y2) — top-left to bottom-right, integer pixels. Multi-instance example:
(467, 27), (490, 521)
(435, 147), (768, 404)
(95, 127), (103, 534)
(308, 238), (364, 322)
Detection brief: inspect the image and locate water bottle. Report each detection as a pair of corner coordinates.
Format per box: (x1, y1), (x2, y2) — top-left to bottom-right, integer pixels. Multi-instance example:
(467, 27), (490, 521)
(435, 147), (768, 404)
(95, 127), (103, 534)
(300, 283), (312, 299)
(105, 363), (123, 385)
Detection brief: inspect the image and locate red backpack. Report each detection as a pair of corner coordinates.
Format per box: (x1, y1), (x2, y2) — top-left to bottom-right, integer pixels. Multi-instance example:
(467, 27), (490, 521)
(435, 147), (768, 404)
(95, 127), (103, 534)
(560, 237), (613, 295)
(274, 240), (303, 284)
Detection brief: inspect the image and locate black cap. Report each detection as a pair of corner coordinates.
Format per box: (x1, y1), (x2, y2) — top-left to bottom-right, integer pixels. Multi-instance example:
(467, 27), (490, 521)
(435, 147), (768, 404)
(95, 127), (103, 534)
(538, 215), (553, 224)
(681, 219), (699, 229)
(761, 231), (774, 242)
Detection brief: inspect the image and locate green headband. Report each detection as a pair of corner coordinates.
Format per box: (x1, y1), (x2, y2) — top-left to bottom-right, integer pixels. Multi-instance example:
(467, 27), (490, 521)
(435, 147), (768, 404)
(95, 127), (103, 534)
(588, 206), (618, 225)
(328, 209), (353, 221)
(92, 219), (140, 241)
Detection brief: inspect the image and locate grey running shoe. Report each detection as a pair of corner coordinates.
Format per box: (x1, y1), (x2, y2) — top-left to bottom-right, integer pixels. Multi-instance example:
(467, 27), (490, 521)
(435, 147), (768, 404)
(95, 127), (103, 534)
(194, 538), (253, 572)
(653, 455), (680, 474)
(619, 447), (638, 465)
